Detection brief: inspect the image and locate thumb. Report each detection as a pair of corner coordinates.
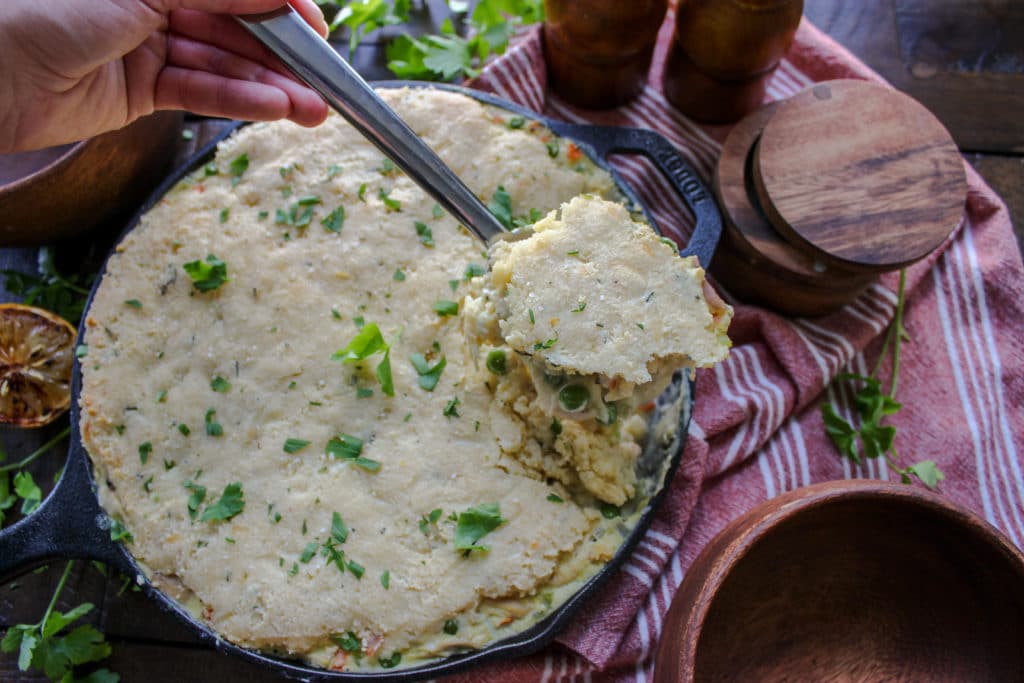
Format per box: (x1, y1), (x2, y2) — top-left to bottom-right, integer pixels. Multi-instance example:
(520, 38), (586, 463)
(170, 0), (328, 37)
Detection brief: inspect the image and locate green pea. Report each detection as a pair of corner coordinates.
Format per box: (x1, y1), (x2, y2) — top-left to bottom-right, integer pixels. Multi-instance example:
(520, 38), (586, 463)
(486, 349), (508, 375)
(558, 384), (590, 412)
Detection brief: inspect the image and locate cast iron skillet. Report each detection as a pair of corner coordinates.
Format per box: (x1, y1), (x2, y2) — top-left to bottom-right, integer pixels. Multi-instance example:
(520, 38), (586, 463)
(0, 82), (721, 680)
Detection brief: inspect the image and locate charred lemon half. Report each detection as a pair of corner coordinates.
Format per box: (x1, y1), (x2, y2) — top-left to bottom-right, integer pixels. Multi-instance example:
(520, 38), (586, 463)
(0, 304), (76, 427)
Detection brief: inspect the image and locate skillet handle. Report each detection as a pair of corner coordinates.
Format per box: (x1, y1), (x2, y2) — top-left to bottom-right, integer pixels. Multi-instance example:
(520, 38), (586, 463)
(546, 122), (722, 268)
(0, 437), (134, 580)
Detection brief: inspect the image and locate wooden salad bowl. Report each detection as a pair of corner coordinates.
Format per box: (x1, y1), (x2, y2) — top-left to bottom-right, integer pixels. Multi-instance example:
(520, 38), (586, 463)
(654, 480), (1024, 682)
(0, 111), (182, 246)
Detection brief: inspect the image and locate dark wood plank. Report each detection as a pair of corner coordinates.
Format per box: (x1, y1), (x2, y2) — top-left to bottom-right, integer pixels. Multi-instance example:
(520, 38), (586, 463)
(968, 154), (1024, 250)
(805, 0), (1024, 153)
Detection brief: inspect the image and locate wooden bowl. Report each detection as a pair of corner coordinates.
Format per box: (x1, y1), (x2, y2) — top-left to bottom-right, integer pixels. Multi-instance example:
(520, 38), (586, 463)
(655, 481), (1024, 682)
(0, 111), (183, 246)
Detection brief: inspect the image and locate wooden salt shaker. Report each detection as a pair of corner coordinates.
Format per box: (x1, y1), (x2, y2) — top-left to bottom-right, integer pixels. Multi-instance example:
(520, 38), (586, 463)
(664, 0), (803, 123)
(543, 0), (668, 109)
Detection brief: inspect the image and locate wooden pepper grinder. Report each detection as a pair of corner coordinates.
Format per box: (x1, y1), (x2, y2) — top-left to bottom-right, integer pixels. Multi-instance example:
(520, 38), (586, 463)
(543, 0), (668, 109)
(664, 0), (803, 123)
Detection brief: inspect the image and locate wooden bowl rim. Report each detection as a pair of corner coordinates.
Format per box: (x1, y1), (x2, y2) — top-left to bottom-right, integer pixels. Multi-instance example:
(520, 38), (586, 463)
(673, 480), (1024, 673)
(0, 140), (89, 197)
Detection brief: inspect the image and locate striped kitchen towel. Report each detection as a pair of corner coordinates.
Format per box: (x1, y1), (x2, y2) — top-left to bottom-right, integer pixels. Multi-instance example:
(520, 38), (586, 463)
(452, 10), (1024, 683)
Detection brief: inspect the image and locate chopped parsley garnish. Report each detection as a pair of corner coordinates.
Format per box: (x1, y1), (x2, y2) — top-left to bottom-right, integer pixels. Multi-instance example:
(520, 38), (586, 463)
(443, 619), (459, 634)
(346, 559), (365, 579)
(178, 423), (190, 436)
(124, 299), (142, 309)
(110, 518), (133, 543)
(485, 349), (507, 375)
(378, 653), (402, 669)
(380, 570), (390, 589)
(138, 442), (152, 464)
(443, 397), (460, 418)
(326, 434), (381, 472)
(155, 389), (167, 403)
(567, 250), (579, 256)
(163, 459), (176, 470)
(228, 153), (249, 185)
(300, 541), (319, 563)
(332, 322), (394, 397)
(547, 493), (564, 503)
(454, 503), (506, 553)
(204, 162), (218, 177)
(551, 417), (562, 436)
(433, 300), (458, 317)
(464, 263), (486, 280)
(356, 387), (373, 398)
(200, 482), (245, 522)
(258, 210), (269, 220)
(546, 140), (559, 158)
(279, 163), (296, 179)
(432, 203), (444, 219)
(528, 308), (535, 324)
(210, 376), (231, 393)
(283, 438), (311, 454)
(414, 221), (434, 247)
(409, 353), (447, 391)
(183, 254), (229, 292)
(184, 481), (206, 520)
(571, 300), (586, 313)
(533, 335), (557, 351)
(358, 183), (368, 201)
(378, 188), (401, 211)
(488, 185), (513, 229)
(377, 158), (396, 175)
(327, 164), (342, 179)
(205, 408), (223, 436)
(331, 511), (349, 544)
(393, 268), (406, 281)
(321, 206), (345, 232)
(507, 116), (526, 129)
(448, 279), (459, 292)
(218, 207), (230, 223)
(419, 508), (443, 535)
(288, 562), (299, 576)
(600, 503), (621, 519)
(659, 236), (677, 249)
(276, 196), (321, 228)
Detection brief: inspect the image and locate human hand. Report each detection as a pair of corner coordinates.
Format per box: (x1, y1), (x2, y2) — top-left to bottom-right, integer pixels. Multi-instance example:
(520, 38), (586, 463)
(0, 0), (331, 153)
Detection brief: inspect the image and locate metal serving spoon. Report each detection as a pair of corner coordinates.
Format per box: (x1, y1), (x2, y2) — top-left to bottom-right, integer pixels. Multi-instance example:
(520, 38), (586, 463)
(236, 7), (508, 244)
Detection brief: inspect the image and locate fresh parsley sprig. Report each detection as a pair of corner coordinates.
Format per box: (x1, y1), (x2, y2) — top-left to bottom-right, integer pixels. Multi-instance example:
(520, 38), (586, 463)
(1, 248), (94, 325)
(821, 270), (944, 489)
(1, 561), (119, 683)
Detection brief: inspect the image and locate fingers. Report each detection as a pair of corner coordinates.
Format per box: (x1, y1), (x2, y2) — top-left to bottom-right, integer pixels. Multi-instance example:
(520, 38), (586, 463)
(155, 66), (328, 126)
(289, 0), (329, 37)
(167, 35), (327, 122)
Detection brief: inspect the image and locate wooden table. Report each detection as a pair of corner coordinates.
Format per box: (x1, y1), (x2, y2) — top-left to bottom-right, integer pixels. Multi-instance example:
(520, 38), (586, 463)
(2, 1), (1022, 680)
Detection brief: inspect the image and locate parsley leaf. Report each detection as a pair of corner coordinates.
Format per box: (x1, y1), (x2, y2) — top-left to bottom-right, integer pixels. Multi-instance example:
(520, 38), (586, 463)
(330, 0), (410, 57)
(326, 434), (381, 472)
(454, 503), (505, 553)
(433, 300), (458, 317)
(409, 353), (446, 391)
(378, 188), (401, 211)
(13, 471), (41, 515)
(228, 153), (249, 185)
(414, 221), (434, 247)
(283, 438), (310, 454)
(138, 442), (152, 465)
(1, 247), (94, 324)
(204, 408), (223, 437)
(332, 322), (394, 397)
(184, 481), (206, 520)
(183, 254), (229, 293)
(488, 185), (513, 229)
(210, 376), (231, 393)
(443, 396), (460, 418)
(321, 206), (345, 233)
(200, 482), (245, 522)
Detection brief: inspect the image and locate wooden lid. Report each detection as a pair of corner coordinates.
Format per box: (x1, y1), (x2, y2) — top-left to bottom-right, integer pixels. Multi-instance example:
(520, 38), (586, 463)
(753, 79), (966, 273)
(712, 100), (876, 316)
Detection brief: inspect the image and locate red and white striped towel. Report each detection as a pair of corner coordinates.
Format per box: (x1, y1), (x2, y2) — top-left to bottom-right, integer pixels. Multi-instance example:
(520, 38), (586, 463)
(454, 12), (1024, 683)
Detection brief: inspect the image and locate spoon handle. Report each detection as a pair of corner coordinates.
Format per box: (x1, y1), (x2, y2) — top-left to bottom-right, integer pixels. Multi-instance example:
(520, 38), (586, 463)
(236, 8), (506, 243)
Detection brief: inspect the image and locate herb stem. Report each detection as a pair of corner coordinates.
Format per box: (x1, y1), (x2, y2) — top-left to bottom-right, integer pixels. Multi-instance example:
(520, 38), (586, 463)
(0, 426), (71, 473)
(38, 560), (75, 629)
(888, 268), (907, 400)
